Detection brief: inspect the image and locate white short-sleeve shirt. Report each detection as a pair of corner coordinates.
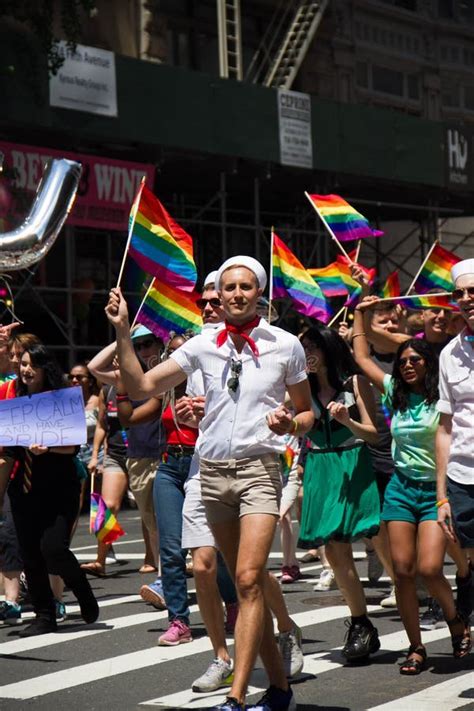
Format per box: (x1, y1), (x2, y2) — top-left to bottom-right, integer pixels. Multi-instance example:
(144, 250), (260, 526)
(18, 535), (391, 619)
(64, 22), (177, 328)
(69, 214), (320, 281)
(437, 332), (474, 485)
(170, 318), (307, 461)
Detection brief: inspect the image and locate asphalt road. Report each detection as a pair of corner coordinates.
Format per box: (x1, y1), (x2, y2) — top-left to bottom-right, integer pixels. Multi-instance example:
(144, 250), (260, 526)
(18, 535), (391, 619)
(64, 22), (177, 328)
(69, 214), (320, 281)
(0, 511), (472, 711)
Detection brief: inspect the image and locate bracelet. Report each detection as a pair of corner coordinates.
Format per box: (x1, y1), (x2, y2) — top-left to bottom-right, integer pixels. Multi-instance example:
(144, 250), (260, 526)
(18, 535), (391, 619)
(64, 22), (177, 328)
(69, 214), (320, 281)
(436, 498), (449, 508)
(291, 418), (298, 434)
(116, 394), (129, 402)
(352, 333), (366, 338)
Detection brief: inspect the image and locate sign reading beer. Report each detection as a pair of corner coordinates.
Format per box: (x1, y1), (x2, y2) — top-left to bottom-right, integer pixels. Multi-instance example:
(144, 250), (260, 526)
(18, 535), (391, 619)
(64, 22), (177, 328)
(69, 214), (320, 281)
(0, 141), (154, 231)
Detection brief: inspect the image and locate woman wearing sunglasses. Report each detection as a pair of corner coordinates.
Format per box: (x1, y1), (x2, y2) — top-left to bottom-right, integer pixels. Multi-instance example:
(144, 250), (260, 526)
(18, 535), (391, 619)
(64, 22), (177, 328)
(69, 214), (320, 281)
(353, 297), (471, 674)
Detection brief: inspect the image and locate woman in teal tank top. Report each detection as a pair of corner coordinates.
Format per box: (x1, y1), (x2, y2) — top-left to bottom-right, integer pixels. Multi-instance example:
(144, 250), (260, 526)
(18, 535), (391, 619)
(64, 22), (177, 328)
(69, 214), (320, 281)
(298, 326), (382, 663)
(354, 301), (471, 674)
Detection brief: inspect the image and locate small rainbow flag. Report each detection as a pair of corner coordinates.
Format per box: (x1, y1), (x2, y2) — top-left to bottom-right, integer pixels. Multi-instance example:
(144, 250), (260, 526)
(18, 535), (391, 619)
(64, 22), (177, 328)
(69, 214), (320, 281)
(380, 271), (400, 299)
(307, 194), (384, 242)
(129, 185), (197, 292)
(280, 444), (297, 480)
(308, 261), (348, 297)
(413, 243), (460, 294)
(386, 293), (457, 311)
(90, 494), (125, 545)
(272, 233), (331, 323)
(137, 279), (203, 340)
(336, 251), (376, 308)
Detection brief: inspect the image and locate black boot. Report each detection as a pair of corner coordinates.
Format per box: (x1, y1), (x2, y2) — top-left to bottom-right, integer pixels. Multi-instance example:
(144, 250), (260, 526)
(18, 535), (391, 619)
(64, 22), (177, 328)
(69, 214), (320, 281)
(70, 572), (99, 624)
(19, 616), (57, 637)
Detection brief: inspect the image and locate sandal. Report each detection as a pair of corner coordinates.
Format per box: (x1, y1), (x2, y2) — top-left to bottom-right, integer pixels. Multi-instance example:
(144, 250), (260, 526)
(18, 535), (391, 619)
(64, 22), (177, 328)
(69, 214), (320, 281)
(399, 644), (427, 675)
(447, 613), (472, 659)
(139, 564), (157, 574)
(80, 561), (106, 578)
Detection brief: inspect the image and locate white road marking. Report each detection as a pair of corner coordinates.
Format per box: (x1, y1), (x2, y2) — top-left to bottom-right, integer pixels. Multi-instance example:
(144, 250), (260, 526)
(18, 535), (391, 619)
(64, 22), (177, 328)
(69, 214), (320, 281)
(367, 673), (474, 710)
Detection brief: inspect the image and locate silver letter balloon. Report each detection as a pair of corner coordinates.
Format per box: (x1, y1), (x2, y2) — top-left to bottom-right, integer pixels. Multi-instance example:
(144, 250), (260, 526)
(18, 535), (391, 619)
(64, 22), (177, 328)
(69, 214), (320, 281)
(0, 158), (82, 271)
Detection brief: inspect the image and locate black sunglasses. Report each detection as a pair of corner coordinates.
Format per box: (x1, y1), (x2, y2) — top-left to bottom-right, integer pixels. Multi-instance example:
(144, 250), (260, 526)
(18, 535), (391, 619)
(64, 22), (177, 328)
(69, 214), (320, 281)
(134, 338), (155, 351)
(452, 286), (474, 301)
(67, 373), (90, 381)
(227, 358), (242, 393)
(399, 355), (424, 367)
(196, 297), (222, 310)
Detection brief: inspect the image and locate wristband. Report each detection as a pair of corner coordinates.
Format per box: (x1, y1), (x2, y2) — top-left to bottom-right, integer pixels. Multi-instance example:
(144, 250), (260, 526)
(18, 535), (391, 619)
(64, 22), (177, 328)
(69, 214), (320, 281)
(352, 333), (366, 338)
(436, 498), (449, 508)
(116, 394), (129, 402)
(291, 418), (298, 435)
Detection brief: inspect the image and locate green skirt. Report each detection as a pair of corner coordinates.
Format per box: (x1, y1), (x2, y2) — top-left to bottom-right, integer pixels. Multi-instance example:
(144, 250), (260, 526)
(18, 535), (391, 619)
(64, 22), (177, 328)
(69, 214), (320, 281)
(298, 443), (380, 548)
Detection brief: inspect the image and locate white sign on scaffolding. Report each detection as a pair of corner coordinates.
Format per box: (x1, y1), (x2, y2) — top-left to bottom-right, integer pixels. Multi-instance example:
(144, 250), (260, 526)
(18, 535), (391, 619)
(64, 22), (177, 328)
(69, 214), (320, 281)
(49, 42), (117, 117)
(277, 89), (313, 169)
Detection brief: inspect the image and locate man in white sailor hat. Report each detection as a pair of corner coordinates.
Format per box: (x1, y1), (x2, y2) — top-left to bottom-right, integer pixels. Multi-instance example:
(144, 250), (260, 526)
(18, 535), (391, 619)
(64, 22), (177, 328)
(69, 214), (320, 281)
(436, 258), (474, 626)
(105, 255), (314, 711)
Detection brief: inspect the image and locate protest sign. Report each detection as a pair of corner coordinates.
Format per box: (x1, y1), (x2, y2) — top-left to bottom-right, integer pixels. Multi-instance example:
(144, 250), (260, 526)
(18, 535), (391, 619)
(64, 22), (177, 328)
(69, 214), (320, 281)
(0, 387), (87, 447)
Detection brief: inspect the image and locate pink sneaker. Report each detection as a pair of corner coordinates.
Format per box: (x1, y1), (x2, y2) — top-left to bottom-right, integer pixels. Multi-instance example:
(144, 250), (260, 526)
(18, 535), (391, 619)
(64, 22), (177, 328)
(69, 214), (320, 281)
(280, 565), (302, 584)
(158, 619), (192, 646)
(225, 602), (239, 634)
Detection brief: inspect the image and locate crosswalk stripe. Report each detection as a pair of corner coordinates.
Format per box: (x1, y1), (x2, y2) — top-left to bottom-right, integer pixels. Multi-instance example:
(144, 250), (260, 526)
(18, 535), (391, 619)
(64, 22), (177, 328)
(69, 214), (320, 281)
(366, 673), (474, 710)
(139, 621), (472, 709)
(0, 605), (375, 700)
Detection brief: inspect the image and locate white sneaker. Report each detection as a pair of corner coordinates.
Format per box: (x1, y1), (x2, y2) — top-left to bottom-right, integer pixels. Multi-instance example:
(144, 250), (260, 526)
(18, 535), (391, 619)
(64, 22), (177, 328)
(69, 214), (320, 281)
(278, 623), (304, 679)
(380, 585), (397, 608)
(191, 657), (234, 692)
(106, 546), (119, 566)
(314, 567), (335, 591)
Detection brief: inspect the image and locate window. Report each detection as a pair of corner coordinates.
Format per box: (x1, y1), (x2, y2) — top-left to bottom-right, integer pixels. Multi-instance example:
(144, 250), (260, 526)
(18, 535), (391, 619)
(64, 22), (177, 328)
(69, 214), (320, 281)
(372, 65), (404, 95)
(438, 0), (454, 18)
(441, 80), (461, 106)
(356, 61), (369, 88)
(464, 86), (474, 110)
(407, 73), (420, 100)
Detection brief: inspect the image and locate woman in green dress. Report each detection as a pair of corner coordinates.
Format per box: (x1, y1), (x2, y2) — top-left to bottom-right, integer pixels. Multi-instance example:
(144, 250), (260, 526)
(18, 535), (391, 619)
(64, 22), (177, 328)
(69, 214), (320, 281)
(298, 325), (381, 662)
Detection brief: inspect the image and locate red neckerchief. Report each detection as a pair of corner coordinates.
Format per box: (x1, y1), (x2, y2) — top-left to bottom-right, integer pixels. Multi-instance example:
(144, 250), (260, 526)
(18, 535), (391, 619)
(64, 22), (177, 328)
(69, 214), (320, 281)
(216, 316), (260, 357)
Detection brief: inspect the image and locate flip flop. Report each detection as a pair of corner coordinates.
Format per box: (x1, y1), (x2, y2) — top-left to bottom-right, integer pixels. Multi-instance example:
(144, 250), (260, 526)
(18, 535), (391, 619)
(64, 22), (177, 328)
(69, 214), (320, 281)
(81, 562), (106, 578)
(139, 564), (158, 574)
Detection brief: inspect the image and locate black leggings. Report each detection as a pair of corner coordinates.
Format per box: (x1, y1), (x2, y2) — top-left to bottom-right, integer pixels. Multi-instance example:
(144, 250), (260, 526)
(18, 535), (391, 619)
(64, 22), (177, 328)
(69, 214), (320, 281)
(10, 477), (85, 620)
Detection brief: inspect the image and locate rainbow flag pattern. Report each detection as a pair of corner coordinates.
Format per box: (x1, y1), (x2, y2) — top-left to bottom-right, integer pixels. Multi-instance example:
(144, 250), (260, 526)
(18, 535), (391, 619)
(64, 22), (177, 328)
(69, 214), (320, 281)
(386, 293), (457, 311)
(413, 243), (460, 293)
(129, 184), (197, 292)
(336, 251), (376, 307)
(307, 261), (348, 297)
(380, 271), (400, 299)
(123, 258), (151, 320)
(90, 494), (125, 545)
(308, 194), (384, 242)
(137, 279), (203, 340)
(272, 233), (331, 323)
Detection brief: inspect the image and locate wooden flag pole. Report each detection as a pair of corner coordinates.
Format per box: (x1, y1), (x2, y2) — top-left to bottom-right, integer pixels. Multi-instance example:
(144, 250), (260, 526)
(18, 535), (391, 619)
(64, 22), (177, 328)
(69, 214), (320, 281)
(328, 304), (346, 327)
(130, 277), (155, 330)
(342, 240), (362, 322)
(116, 175), (146, 288)
(378, 291), (449, 304)
(304, 191), (352, 262)
(89, 468), (96, 534)
(268, 226), (275, 322)
(405, 239), (439, 295)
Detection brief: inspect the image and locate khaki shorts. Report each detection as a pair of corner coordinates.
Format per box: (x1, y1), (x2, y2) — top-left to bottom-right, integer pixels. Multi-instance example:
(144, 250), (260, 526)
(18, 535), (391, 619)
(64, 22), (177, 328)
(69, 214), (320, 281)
(126, 457), (160, 534)
(200, 453), (282, 524)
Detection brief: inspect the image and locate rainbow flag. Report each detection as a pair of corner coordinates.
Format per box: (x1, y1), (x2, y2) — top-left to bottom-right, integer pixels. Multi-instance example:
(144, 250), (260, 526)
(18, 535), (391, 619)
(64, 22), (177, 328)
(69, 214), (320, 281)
(123, 259), (151, 320)
(129, 184), (197, 292)
(90, 494), (125, 545)
(336, 251), (376, 307)
(272, 233), (331, 323)
(137, 279), (203, 340)
(380, 271), (400, 299)
(280, 444), (297, 480)
(308, 194), (384, 242)
(307, 261), (348, 297)
(385, 293), (457, 311)
(413, 243), (460, 293)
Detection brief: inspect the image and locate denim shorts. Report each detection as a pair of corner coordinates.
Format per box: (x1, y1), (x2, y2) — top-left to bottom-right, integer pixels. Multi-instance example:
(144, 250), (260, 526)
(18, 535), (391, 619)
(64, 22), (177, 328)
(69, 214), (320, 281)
(381, 470), (437, 524)
(447, 478), (474, 548)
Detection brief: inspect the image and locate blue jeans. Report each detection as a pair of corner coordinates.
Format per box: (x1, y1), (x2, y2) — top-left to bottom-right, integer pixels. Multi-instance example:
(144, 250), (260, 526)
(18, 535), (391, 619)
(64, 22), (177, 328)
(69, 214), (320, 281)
(153, 454), (191, 624)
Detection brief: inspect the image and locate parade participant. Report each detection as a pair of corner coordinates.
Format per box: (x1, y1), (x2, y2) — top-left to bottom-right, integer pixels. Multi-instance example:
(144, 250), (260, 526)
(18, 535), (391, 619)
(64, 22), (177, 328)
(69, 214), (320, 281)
(86, 328), (165, 577)
(7, 343), (98, 636)
(298, 325), (381, 662)
(177, 275), (304, 693)
(105, 255), (314, 711)
(67, 362), (100, 474)
(353, 300), (471, 673)
(436, 258), (474, 625)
